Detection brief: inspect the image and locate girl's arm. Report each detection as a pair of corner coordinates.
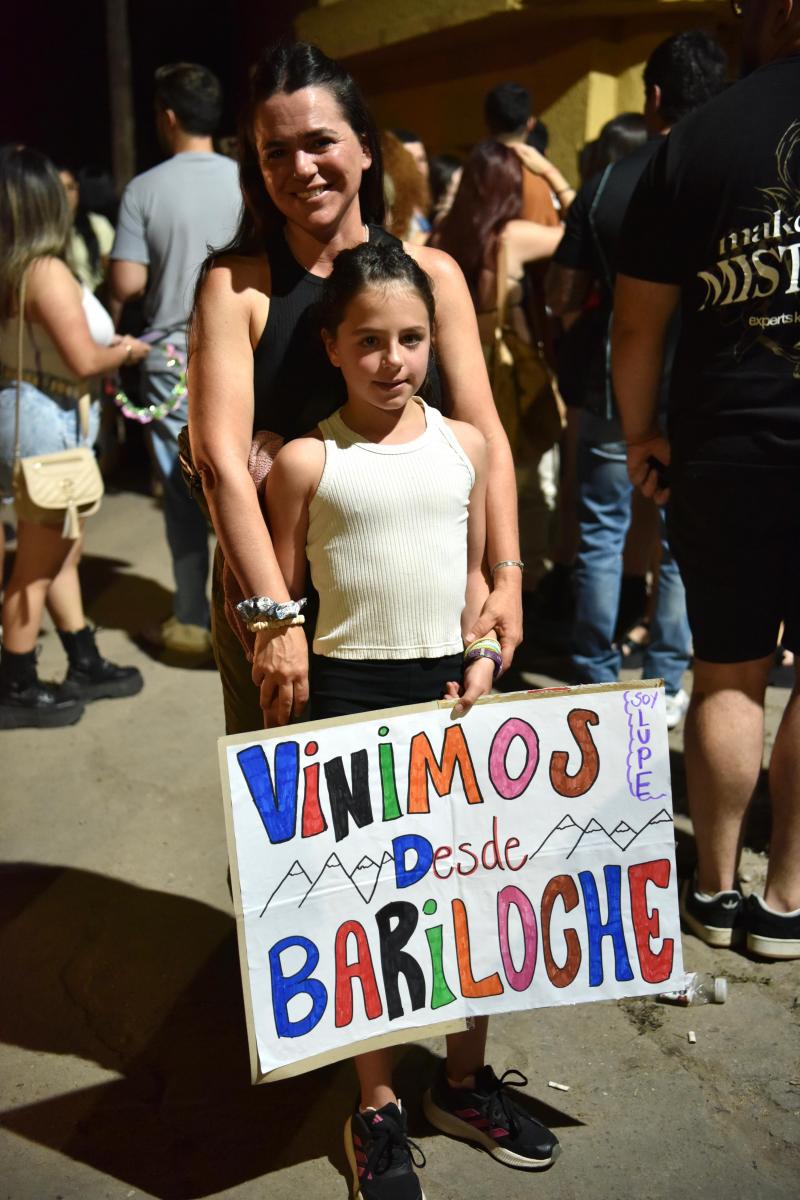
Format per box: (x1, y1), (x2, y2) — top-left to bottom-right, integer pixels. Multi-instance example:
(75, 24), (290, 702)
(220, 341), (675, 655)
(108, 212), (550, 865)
(188, 257), (308, 728)
(264, 437), (324, 599)
(444, 419), (496, 717)
(407, 242), (522, 670)
(26, 257), (149, 375)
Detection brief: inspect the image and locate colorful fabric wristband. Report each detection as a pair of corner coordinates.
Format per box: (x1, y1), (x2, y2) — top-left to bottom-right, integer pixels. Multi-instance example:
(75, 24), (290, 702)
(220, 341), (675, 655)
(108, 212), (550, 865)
(463, 645), (503, 680)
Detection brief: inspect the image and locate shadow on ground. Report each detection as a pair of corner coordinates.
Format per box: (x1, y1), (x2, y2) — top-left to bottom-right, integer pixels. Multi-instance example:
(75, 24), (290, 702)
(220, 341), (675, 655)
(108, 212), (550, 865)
(0, 863), (577, 1199)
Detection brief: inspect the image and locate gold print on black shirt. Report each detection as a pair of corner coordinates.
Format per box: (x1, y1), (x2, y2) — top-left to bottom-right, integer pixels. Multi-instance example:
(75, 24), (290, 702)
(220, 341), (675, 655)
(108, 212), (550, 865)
(695, 119), (800, 375)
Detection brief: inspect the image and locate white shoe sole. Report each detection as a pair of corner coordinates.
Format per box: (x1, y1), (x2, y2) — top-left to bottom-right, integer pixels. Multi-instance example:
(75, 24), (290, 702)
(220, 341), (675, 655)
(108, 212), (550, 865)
(679, 883), (743, 948)
(422, 1090), (560, 1170)
(747, 932), (800, 960)
(343, 1115), (427, 1200)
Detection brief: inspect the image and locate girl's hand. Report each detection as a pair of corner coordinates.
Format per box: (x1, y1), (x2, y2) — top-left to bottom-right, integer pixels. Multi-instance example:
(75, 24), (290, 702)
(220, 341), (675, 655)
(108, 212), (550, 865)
(251, 625), (309, 728)
(445, 655), (496, 719)
(464, 583), (522, 673)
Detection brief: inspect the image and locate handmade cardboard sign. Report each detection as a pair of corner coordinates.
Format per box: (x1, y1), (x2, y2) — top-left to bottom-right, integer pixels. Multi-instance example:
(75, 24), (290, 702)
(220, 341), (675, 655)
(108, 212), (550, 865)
(219, 681), (684, 1083)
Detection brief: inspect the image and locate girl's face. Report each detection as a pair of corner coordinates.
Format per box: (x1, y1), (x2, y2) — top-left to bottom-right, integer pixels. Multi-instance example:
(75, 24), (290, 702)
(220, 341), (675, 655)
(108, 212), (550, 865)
(253, 86), (371, 234)
(324, 284), (431, 413)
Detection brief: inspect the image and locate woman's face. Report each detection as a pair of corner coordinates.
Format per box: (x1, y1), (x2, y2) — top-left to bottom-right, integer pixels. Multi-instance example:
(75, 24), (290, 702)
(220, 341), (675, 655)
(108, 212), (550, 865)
(58, 170), (79, 218)
(253, 85), (371, 234)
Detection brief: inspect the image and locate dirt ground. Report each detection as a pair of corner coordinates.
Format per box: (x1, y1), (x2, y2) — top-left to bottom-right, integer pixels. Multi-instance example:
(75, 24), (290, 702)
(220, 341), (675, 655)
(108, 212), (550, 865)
(1, 487), (798, 1200)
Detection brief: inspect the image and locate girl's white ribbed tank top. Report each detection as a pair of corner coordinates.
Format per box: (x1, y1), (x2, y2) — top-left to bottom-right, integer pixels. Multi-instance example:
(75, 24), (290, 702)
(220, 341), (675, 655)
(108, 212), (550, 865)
(307, 399), (475, 660)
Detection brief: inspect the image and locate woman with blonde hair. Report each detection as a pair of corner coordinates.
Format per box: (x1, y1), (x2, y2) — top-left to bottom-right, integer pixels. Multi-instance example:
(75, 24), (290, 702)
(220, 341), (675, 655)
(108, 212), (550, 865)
(0, 145), (148, 728)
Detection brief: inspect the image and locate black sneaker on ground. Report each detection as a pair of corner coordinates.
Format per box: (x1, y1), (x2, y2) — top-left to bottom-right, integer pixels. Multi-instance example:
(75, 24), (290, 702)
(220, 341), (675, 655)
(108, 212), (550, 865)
(679, 876), (744, 947)
(422, 1064), (560, 1170)
(745, 894), (800, 960)
(344, 1101), (426, 1200)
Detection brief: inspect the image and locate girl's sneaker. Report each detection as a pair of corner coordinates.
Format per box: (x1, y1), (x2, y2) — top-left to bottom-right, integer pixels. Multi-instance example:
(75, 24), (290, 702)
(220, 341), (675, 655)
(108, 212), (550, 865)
(344, 1101), (426, 1200)
(422, 1064), (560, 1170)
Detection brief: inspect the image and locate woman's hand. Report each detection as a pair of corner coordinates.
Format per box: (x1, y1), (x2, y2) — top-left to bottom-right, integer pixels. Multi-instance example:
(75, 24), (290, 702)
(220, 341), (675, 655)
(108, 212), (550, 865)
(111, 334), (150, 365)
(251, 625), (310, 728)
(463, 579), (523, 673)
(445, 655), (496, 719)
(510, 141), (552, 178)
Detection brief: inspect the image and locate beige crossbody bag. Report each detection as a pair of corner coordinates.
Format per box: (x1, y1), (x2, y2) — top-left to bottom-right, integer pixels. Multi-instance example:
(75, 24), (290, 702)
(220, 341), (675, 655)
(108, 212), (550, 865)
(12, 272), (104, 539)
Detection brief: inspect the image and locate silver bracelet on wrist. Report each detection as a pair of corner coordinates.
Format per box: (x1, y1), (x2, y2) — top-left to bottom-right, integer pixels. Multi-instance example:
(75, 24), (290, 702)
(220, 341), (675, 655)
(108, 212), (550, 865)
(491, 559), (524, 574)
(235, 595), (307, 631)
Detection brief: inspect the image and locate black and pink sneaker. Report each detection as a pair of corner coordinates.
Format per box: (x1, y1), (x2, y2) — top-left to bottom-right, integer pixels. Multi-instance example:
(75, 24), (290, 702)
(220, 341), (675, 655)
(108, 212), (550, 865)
(423, 1064), (560, 1170)
(344, 1101), (426, 1200)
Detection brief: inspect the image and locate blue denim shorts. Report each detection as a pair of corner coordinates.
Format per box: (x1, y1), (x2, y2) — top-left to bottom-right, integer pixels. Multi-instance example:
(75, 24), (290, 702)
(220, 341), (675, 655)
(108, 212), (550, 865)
(0, 382), (100, 498)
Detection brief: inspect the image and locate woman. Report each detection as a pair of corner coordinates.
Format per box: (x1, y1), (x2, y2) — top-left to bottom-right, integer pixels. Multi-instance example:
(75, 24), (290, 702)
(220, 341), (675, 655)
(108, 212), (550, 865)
(0, 146), (149, 729)
(188, 42), (523, 735)
(431, 139), (564, 344)
(431, 140), (566, 591)
(58, 166), (116, 294)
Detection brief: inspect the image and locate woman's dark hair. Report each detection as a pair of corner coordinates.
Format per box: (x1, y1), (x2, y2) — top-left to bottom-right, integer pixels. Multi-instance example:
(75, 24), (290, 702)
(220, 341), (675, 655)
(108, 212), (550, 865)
(579, 113), (648, 180)
(190, 41), (385, 334)
(428, 153), (462, 212)
(237, 41), (382, 253)
(317, 241), (435, 336)
(430, 140), (522, 300)
(57, 165), (100, 277)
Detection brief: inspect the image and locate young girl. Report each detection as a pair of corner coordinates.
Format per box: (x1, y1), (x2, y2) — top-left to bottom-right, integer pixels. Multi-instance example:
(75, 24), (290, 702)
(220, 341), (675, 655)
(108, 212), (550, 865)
(264, 242), (559, 1200)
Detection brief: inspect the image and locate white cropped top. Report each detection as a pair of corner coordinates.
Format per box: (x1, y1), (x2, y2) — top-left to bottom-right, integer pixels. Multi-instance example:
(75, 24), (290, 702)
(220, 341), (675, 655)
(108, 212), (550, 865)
(307, 400), (475, 660)
(0, 285), (115, 384)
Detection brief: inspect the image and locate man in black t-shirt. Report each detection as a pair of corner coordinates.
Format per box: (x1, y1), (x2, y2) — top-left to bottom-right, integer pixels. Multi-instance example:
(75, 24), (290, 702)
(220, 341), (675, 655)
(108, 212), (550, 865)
(614, 0), (800, 961)
(546, 32), (727, 725)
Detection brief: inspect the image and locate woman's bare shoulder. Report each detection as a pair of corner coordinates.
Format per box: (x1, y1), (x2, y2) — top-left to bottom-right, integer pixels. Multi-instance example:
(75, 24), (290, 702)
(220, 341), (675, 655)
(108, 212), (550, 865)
(26, 255), (81, 294)
(199, 253), (271, 303)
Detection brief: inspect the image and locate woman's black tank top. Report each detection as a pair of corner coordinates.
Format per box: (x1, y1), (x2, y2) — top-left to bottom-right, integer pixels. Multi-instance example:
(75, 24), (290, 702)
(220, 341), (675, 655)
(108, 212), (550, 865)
(252, 224), (443, 437)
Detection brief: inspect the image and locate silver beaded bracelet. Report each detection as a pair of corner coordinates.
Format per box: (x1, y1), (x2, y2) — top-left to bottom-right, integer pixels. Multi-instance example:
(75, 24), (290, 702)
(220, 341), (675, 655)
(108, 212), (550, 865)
(491, 559), (525, 573)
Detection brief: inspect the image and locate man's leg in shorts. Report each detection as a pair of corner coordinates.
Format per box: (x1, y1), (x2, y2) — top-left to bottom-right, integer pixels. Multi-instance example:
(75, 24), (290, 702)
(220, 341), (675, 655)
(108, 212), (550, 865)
(765, 658), (800, 911)
(684, 654), (773, 896)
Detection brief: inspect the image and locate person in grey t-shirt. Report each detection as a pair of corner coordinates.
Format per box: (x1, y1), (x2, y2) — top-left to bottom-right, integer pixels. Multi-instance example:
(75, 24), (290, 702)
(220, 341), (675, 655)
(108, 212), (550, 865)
(110, 63), (241, 658)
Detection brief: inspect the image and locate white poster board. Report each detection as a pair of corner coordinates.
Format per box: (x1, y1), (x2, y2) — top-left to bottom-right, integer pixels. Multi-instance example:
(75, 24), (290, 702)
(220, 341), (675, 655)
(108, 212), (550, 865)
(219, 681), (683, 1083)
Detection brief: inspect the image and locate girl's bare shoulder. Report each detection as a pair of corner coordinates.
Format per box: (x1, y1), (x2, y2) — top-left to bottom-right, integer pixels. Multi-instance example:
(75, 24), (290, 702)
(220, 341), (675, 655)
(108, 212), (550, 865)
(442, 416), (487, 468)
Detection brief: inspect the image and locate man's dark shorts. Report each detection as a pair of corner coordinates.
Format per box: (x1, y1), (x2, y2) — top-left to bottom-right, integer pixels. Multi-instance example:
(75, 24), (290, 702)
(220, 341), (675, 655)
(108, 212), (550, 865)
(667, 464), (800, 664)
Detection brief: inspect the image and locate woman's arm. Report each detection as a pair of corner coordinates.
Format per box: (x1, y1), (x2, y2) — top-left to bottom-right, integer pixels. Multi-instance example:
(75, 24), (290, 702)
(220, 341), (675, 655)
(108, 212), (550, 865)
(444, 418), (495, 716)
(408, 242), (522, 668)
(503, 219), (564, 276)
(509, 143), (576, 213)
(188, 257), (309, 726)
(26, 257), (148, 375)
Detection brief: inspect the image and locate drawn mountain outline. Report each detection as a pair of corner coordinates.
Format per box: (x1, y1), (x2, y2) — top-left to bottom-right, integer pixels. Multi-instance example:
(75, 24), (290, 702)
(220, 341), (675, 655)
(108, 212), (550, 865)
(622, 807), (674, 850)
(530, 814), (584, 859)
(260, 860), (311, 916)
(349, 849), (395, 904)
(610, 820), (637, 850)
(299, 852), (354, 908)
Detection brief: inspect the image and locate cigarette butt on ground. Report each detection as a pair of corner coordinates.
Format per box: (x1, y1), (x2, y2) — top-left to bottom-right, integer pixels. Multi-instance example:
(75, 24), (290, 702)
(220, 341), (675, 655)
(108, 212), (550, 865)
(547, 1080), (570, 1091)
(688, 1030), (697, 1044)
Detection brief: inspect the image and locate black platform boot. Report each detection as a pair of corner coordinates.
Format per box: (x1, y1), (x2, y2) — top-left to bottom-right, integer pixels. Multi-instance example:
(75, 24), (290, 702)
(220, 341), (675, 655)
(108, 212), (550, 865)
(58, 626), (144, 702)
(0, 646), (85, 729)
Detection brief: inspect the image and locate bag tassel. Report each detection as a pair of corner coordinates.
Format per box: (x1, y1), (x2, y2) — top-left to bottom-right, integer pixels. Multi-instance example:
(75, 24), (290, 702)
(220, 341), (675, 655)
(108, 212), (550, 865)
(62, 501), (80, 541)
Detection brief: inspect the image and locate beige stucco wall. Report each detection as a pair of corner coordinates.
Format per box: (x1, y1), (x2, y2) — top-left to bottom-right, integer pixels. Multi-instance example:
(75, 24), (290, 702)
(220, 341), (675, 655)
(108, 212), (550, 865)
(296, 0), (737, 185)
